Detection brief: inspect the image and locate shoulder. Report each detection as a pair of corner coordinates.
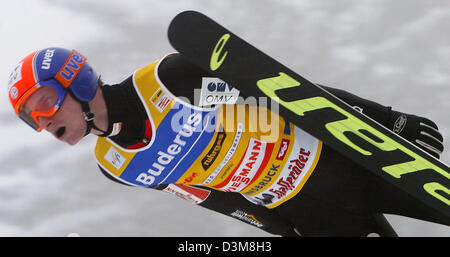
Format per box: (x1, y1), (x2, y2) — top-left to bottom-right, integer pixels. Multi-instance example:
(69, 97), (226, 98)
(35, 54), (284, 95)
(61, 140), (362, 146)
(158, 53), (207, 76)
(158, 53), (212, 104)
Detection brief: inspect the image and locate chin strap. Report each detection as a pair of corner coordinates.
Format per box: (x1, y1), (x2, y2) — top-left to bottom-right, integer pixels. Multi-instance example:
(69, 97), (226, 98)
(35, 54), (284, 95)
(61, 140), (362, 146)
(80, 102), (109, 137)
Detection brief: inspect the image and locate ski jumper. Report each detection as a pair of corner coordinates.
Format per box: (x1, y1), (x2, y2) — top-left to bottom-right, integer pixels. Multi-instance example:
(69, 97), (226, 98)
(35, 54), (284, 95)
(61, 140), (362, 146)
(95, 54), (449, 236)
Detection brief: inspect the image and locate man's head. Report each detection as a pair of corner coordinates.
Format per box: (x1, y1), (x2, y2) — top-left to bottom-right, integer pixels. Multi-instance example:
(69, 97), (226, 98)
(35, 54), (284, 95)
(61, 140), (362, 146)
(8, 47), (101, 145)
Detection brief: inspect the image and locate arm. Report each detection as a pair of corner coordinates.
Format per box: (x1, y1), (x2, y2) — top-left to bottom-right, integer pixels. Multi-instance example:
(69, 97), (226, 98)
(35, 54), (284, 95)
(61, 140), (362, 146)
(159, 53), (444, 158)
(158, 184), (299, 236)
(319, 85), (444, 158)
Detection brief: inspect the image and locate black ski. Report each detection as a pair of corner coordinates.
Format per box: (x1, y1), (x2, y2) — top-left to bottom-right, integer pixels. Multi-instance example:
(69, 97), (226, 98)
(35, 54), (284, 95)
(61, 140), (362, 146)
(168, 10), (450, 220)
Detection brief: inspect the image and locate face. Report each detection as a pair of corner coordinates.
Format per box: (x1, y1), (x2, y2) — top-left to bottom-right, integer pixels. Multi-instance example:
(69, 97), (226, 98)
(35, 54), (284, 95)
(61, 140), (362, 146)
(23, 86), (86, 145)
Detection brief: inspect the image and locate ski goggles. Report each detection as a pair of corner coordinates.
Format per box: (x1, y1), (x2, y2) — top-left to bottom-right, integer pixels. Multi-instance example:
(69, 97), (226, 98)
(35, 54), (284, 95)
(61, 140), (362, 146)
(14, 79), (67, 132)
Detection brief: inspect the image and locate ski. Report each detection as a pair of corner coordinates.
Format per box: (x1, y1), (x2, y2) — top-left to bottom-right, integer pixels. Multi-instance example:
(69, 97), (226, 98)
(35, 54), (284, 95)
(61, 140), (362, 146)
(167, 11), (450, 220)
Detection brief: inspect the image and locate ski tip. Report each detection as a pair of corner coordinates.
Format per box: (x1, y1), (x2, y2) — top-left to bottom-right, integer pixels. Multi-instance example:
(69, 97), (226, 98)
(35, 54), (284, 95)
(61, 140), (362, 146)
(169, 10), (204, 24)
(168, 10), (209, 49)
(168, 10), (198, 40)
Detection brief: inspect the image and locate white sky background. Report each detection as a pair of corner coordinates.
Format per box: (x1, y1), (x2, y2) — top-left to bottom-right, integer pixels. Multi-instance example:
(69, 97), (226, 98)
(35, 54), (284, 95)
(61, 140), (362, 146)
(0, 0), (449, 236)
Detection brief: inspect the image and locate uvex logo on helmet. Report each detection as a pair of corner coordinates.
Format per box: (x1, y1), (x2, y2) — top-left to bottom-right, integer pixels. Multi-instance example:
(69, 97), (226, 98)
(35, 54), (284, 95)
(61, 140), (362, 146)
(54, 50), (87, 88)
